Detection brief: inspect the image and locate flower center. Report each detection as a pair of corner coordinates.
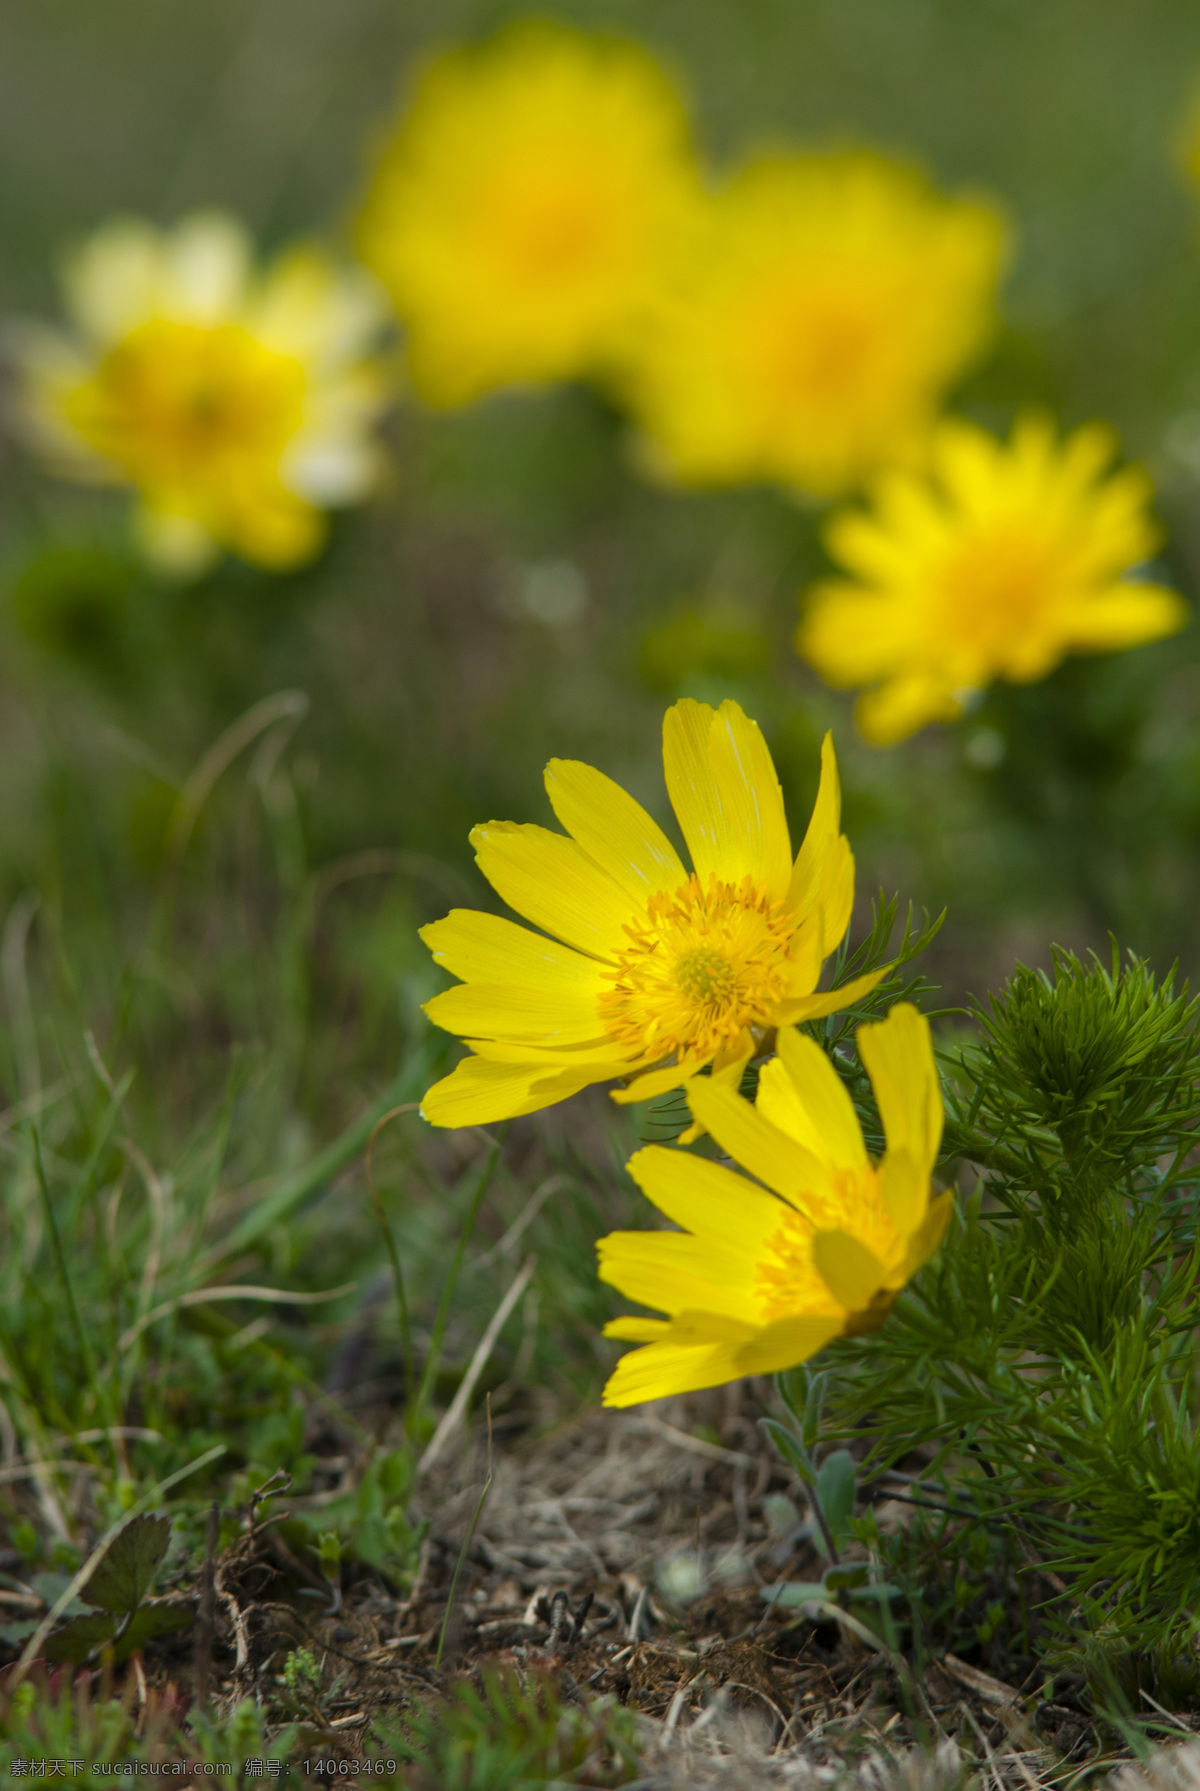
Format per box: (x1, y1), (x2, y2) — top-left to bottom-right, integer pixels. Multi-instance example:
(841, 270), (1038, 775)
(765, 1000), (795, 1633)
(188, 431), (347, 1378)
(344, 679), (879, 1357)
(754, 1206), (839, 1324)
(754, 1168), (900, 1323)
(675, 946), (737, 1005)
(598, 872), (794, 1065)
(487, 157), (614, 284)
(65, 318), (307, 488)
(755, 282), (886, 411)
(935, 524), (1061, 656)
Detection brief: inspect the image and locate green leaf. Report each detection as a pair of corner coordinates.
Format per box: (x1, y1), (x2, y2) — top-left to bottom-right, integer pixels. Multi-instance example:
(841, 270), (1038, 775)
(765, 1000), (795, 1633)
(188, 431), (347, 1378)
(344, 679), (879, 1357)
(759, 1417), (816, 1487)
(44, 1598), (194, 1665)
(41, 1612), (115, 1663)
(815, 1449), (857, 1552)
(823, 1562), (869, 1591)
(761, 1569), (900, 1611)
(802, 1372), (828, 1455)
(775, 1367), (808, 1429)
(84, 1513), (171, 1616)
(760, 1581), (829, 1608)
(120, 1598), (195, 1656)
(31, 1571), (90, 1619)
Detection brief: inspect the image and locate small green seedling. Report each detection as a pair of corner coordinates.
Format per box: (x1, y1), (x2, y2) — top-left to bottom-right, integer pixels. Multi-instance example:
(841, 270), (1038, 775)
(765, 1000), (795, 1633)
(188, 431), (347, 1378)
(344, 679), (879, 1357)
(759, 1368), (899, 1615)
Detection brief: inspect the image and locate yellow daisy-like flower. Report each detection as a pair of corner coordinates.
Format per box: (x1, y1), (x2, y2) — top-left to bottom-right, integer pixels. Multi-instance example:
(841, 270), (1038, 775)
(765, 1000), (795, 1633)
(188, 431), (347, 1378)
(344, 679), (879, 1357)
(15, 212), (389, 575)
(1175, 87), (1200, 193)
(599, 1002), (950, 1406)
(797, 414), (1189, 746)
(419, 700), (883, 1129)
(356, 19), (700, 407)
(622, 149), (1006, 498)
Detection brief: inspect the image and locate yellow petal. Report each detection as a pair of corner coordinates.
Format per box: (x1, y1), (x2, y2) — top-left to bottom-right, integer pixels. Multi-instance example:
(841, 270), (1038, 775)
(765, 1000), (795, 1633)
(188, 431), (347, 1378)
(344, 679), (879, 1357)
(661, 1309), (760, 1343)
(675, 1050), (750, 1142)
(775, 965), (888, 1025)
(663, 698), (791, 897)
(877, 1148), (927, 1247)
(165, 212), (252, 320)
(732, 1312), (845, 1376)
(901, 1187), (955, 1278)
(227, 488), (326, 572)
(798, 586), (903, 685)
(813, 836), (855, 958)
(1059, 583), (1187, 653)
(857, 1003), (943, 1177)
(787, 733), (841, 915)
(423, 982), (606, 1046)
(856, 677), (964, 747)
(468, 1036), (639, 1068)
(685, 1079), (830, 1206)
(603, 1317), (670, 1341)
(419, 1054), (596, 1127)
(596, 1230), (757, 1321)
(811, 1229), (885, 1310)
(707, 699), (792, 899)
(603, 1307), (846, 1404)
(602, 1338), (747, 1406)
(661, 698), (724, 880)
(609, 1061), (695, 1104)
(544, 758), (685, 905)
(760, 1030), (866, 1171)
(134, 506), (221, 577)
(471, 820), (638, 961)
(421, 909), (606, 993)
(782, 917), (827, 1001)
(64, 218), (165, 343)
(625, 1145), (785, 1256)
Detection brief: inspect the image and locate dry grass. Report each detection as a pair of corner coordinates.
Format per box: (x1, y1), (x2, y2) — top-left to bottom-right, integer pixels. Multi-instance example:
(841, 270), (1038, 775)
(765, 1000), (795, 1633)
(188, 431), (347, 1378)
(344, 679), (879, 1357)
(141, 1389), (1200, 1783)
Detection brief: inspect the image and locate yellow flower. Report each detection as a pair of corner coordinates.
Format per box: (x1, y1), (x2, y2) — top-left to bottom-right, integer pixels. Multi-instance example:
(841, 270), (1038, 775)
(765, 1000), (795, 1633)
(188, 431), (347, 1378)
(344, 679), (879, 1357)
(419, 700), (883, 1128)
(599, 1002), (950, 1406)
(621, 149), (1006, 497)
(797, 414), (1188, 746)
(356, 20), (700, 407)
(1175, 86), (1200, 192)
(16, 213), (389, 575)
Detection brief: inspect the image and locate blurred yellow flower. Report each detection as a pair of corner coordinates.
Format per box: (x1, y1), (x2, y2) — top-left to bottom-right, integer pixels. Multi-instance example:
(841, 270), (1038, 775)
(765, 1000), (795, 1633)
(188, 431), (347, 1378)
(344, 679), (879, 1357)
(16, 212), (389, 575)
(622, 149), (1006, 497)
(1176, 86), (1200, 192)
(797, 415), (1188, 746)
(356, 19), (700, 407)
(419, 700), (882, 1128)
(599, 1002), (950, 1405)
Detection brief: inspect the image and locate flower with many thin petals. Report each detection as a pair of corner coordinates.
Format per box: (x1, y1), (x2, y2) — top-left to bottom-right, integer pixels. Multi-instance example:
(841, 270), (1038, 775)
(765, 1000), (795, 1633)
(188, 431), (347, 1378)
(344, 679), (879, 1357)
(419, 700), (883, 1128)
(356, 19), (701, 407)
(621, 149), (1006, 498)
(797, 414), (1188, 745)
(599, 1002), (950, 1406)
(15, 212), (389, 575)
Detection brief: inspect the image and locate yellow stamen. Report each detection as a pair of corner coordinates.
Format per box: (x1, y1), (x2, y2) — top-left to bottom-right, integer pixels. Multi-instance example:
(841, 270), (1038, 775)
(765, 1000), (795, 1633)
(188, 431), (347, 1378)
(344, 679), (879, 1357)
(754, 1207), (837, 1323)
(598, 872), (794, 1063)
(754, 1167), (899, 1322)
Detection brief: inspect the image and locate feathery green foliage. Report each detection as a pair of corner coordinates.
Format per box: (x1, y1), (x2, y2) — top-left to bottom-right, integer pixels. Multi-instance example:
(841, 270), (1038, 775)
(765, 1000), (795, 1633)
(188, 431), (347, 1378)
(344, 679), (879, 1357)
(826, 947), (1200, 1673)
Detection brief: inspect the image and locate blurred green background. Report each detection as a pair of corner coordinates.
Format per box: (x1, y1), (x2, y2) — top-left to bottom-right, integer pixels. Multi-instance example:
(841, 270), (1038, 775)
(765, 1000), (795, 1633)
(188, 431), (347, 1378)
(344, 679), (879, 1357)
(4, 0), (1200, 1105)
(0, 0), (1199, 1589)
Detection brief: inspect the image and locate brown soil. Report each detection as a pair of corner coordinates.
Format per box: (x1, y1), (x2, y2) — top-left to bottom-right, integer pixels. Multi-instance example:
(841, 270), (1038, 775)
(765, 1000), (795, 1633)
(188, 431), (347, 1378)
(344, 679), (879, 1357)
(147, 1389), (1200, 1784)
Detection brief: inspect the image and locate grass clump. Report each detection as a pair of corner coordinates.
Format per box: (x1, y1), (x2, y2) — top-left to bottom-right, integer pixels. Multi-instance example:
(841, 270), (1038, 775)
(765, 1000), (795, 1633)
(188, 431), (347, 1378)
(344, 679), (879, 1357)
(377, 1666), (641, 1790)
